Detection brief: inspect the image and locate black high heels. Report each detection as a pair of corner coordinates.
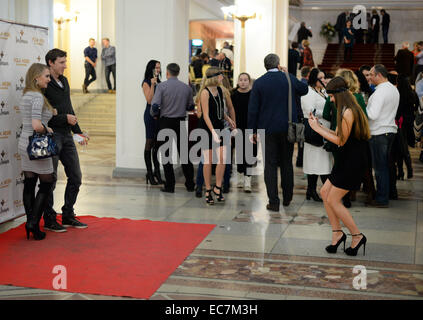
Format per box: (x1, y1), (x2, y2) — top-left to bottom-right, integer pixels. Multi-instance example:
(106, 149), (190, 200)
(146, 172), (158, 185)
(154, 169), (164, 184)
(345, 233), (367, 256)
(213, 185), (225, 202)
(25, 223), (46, 241)
(325, 230), (346, 254)
(306, 190), (322, 202)
(205, 189), (214, 205)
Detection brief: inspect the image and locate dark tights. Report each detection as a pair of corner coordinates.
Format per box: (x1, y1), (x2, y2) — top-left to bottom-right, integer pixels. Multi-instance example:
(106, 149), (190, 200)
(144, 139), (160, 174)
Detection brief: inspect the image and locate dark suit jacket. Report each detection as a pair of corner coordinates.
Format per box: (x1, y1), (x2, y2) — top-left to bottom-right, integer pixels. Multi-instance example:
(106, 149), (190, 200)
(335, 12), (347, 32)
(288, 49), (301, 76)
(395, 49), (415, 77)
(248, 71), (308, 134)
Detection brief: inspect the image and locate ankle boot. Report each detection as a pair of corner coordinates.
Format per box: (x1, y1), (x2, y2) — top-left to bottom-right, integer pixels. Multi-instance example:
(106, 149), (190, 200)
(306, 175), (322, 202)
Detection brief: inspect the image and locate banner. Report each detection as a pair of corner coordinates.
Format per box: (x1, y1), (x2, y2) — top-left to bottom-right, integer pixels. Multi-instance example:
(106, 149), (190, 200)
(0, 19), (49, 224)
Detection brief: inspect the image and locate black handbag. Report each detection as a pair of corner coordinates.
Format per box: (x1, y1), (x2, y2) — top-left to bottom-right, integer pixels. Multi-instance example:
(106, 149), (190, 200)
(303, 117), (324, 147)
(27, 125), (58, 160)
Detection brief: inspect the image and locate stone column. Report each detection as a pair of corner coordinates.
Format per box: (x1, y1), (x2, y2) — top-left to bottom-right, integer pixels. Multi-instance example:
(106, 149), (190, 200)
(113, 0), (189, 177)
(234, 0), (290, 81)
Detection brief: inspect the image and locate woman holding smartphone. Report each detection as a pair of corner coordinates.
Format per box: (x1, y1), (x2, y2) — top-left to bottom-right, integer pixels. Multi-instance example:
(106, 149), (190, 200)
(309, 76), (370, 256)
(142, 60), (163, 185)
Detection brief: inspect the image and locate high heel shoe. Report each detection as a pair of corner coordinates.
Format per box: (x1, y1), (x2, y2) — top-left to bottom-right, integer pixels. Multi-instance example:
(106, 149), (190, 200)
(306, 190), (322, 202)
(345, 233), (367, 256)
(154, 169), (164, 184)
(213, 185), (225, 202)
(205, 189), (214, 205)
(146, 172), (158, 185)
(25, 223), (46, 241)
(325, 230), (346, 254)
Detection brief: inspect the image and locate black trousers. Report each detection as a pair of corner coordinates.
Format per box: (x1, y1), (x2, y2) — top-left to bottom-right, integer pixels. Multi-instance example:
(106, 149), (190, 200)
(105, 64), (116, 90)
(84, 62), (97, 87)
(44, 132), (82, 222)
(263, 132), (294, 206)
(236, 132), (257, 176)
(158, 117), (194, 190)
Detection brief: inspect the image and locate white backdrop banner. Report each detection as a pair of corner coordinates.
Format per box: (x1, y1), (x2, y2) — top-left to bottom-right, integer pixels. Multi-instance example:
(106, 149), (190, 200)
(0, 19), (49, 224)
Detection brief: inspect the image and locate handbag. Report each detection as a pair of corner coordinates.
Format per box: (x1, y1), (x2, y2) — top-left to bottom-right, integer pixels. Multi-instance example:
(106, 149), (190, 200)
(27, 125), (58, 160)
(304, 117), (324, 147)
(284, 71), (305, 146)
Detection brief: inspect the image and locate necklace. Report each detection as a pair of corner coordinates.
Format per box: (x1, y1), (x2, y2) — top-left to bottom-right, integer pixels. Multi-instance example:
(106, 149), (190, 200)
(209, 88), (223, 121)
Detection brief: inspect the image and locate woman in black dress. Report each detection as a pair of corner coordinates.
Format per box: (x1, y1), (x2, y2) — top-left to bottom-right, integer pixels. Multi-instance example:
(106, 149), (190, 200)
(196, 67), (236, 205)
(142, 60), (163, 185)
(308, 77), (370, 256)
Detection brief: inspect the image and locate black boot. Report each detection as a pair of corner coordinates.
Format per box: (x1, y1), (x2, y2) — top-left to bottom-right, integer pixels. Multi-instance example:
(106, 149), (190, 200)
(306, 175), (322, 202)
(152, 146), (164, 184)
(144, 150), (158, 185)
(26, 181), (53, 240)
(23, 177), (42, 240)
(404, 154), (413, 179)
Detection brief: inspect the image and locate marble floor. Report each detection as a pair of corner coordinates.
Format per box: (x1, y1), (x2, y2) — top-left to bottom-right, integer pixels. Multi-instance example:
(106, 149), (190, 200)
(0, 135), (422, 300)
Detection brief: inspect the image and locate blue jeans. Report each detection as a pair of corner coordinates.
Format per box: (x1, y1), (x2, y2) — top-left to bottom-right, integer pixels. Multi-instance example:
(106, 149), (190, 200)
(369, 133), (395, 205)
(196, 161), (231, 189)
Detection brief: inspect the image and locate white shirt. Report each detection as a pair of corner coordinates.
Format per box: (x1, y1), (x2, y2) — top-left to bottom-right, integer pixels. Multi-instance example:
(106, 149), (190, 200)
(367, 81), (399, 135)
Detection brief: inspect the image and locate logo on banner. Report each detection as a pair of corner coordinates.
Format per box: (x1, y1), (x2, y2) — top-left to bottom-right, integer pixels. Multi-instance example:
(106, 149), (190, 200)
(16, 77), (25, 91)
(0, 51), (9, 66)
(14, 57), (30, 67)
(16, 30), (28, 44)
(14, 152), (22, 161)
(14, 105), (21, 114)
(0, 100), (10, 116)
(0, 150), (10, 164)
(14, 199), (24, 209)
(0, 130), (11, 140)
(0, 199), (10, 215)
(0, 31), (10, 40)
(32, 37), (45, 46)
(16, 172), (24, 186)
(16, 124), (23, 139)
(0, 81), (11, 90)
(0, 178), (11, 189)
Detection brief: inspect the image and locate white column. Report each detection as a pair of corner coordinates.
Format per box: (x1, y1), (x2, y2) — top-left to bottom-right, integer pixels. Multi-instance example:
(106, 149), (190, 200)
(114, 0), (189, 176)
(0, 0), (16, 20)
(234, 0), (290, 81)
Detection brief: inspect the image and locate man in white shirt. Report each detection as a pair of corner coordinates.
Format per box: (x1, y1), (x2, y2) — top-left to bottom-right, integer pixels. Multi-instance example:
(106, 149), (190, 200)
(366, 64), (399, 207)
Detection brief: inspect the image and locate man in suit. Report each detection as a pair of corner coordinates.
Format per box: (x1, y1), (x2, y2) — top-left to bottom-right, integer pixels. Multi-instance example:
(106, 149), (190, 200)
(288, 42), (301, 76)
(371, 10), (380, 44)
(297, 22), (312, 46)
(395, 42), (415, 78)
(248, 54), (308, 211)
(380, 9), (390, 44)
(335, 11), (348, 44)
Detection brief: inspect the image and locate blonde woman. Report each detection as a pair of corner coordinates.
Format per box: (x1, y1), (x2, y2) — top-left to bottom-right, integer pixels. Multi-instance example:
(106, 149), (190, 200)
(302, 40), (314, 67)
(18, 63), (57, 240)
(196, 67), (236, 205)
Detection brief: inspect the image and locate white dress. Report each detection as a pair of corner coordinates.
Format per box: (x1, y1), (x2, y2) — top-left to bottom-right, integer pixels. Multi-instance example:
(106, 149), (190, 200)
(301, 87), (333, 175)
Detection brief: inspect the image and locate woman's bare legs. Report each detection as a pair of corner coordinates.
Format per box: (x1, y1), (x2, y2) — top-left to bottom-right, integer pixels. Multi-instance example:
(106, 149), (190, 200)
(326, 184), (363, 248)
(320, 179), (344, 245)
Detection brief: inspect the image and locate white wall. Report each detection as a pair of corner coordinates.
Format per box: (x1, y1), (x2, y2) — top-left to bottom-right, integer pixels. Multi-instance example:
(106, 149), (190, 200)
(115, 0), (189, 171)
(0, 0), (15, 20)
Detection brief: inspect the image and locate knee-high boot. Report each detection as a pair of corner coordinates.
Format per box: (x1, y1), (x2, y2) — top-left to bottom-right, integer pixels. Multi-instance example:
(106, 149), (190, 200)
(23, 177), (38, 239)
(152, 145), (164, 184)
(144, 149), (158, 185)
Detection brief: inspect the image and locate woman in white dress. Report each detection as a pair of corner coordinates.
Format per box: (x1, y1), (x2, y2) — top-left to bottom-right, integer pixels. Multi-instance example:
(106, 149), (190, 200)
(301, 68), (334, 201)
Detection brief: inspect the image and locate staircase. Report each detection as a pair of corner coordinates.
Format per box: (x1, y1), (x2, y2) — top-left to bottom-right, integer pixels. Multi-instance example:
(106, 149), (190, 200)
(74, 93), (116, 137)
(318, 43), (396, 74)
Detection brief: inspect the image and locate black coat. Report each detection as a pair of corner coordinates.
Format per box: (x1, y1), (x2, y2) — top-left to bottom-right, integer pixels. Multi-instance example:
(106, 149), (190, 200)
(297, 26), (312, 44)
(45, 75), (83, 135)
(288, 49), (301, 76)
(335, 12), (347, 32)
(395, 49), (415, 77)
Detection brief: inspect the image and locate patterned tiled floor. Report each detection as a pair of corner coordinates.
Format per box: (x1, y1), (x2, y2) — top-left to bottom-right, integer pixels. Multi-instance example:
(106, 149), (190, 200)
(1, 101), (422, 300)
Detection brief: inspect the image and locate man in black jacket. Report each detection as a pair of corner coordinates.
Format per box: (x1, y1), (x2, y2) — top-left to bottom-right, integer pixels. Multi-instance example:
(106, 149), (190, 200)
(395, 42), (415, 78)
(335, 11), (347, 44)
(371, 10), (380, 43)
(380, 9), (390, 44)
(297, 22), (312, 46)
(43, 48), (89, 232)
(288, 42), (301, 76)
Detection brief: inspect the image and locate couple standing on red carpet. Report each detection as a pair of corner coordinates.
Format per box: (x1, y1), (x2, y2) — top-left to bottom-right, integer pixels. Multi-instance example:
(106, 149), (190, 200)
(18, 48), (89, 240)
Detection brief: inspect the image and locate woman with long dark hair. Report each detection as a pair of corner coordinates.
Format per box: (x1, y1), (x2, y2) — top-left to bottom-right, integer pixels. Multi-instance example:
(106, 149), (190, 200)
(142, 60), (163, 185)
(308, 77), (370, 256)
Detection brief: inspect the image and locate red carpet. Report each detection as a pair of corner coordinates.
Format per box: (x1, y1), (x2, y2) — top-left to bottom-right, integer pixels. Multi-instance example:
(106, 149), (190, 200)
(0, 216), (215, 299)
